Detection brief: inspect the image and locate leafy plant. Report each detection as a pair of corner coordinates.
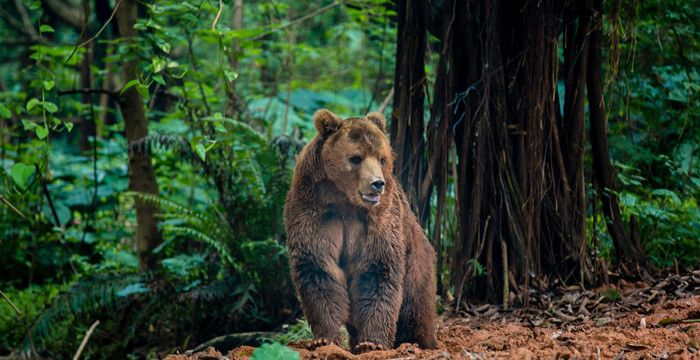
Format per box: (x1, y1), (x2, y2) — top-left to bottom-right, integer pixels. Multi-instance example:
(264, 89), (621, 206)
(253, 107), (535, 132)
(251, 342), (301, 360)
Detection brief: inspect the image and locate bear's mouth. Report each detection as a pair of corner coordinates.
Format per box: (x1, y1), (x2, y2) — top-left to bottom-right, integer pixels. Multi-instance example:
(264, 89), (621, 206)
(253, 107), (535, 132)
(361, 193), (381, 205)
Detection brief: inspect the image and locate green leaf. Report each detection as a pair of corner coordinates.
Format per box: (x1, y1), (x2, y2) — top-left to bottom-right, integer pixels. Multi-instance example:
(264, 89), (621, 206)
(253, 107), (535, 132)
(116, 283), (150, 297)
(152, 57), (166, 73)
(43, 101), (58, 113)
(194, 143), (206, 161)
(21, 119), (37, 130)
(658, 317), (678, 326)
(42, 80), (54, 91)
(11, 162), (34, 190)
(251, 342), (300, 360)
(26, 98), (40, 111)
(651, 189), (681, 204)
(153, 74), (165, 86)
(190, 136), (206, 161)
(0, 103), (11, 119)
(214, 122), (227, 133)
(39, 24), (54, 33)
(65, 122), (74, 132)
(120, 79), (141, 94)
(224, 69), (238, 82)
(155, 39), (171, 53)
(161, 254), (206, 277)
(137, 84), (149, 98)
(35, 125), (48, 139)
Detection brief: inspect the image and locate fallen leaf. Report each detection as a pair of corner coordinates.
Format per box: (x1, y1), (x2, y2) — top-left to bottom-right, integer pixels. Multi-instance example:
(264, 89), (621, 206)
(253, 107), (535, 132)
(596, 318), (612, 326)
(657, 317), (678, 326)
(625, 343), (649, 350)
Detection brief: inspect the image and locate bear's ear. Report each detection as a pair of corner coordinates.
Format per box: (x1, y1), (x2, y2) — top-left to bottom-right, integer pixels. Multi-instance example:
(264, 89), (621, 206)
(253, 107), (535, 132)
(366, 111), (387, 134)
(313, 109), (342, 139)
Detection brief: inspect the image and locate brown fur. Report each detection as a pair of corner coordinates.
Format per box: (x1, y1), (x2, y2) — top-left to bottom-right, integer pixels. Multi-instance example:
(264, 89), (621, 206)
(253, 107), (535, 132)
(284, 109), (438, 353)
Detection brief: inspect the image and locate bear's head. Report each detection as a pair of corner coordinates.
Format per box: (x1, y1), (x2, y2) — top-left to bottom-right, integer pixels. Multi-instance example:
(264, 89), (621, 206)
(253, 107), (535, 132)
(313, 109), (393, 209)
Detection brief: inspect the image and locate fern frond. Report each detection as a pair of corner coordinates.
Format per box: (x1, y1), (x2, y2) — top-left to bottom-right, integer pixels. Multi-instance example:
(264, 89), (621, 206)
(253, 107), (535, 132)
(128, 134), (188, 156)
(167, 226), (236, 267)
(125, 191), (209, 222)
(200, 116), (267, 145)
(21, 273), (144, 354)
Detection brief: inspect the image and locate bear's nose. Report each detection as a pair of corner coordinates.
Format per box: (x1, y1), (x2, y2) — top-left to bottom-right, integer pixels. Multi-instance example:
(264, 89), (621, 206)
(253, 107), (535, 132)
(370, 179), (385, 192)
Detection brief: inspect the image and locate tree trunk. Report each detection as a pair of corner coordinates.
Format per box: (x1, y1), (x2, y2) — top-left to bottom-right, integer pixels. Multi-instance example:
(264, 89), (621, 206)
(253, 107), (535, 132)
(390, 0), (427, 222)
(390, 0), (596, 305)
(388, 0), (649, 306)
(116, 0), (162, 271)
(225, 0), (245, 117)
(586, 0), (646, 270)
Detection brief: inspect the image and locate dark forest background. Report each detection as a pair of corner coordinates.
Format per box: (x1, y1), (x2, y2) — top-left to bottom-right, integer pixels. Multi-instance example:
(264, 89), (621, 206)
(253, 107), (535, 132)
(0, 0), (698, 358)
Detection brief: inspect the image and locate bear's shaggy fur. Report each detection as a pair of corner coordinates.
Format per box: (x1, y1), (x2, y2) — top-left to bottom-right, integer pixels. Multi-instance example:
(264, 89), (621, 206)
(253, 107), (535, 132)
(284, 109), (437, 354)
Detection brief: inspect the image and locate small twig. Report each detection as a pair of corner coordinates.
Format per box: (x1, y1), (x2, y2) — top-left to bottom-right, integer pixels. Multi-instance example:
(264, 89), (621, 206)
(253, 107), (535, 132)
(501, 238), (509, 310)
(0, 290), (22, 315)
(0, 195), (27, 220)
(72, 320), (100, 360)
(12, 0), (40, 41)
(211, 0), (224, 30)
(378, 88), (394, 113)
(0, 10), (34, 40)
(69, 0), (91, 65)
(65, 0), (123, 64)
(252, 1), (339, 41)
(34, 164), (61, 228)
(185, 30), (211, 115)
(365, 11), (388, 113)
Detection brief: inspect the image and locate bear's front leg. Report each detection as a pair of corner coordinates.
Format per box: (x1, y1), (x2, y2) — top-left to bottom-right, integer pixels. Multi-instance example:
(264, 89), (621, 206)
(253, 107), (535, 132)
(289, 248), (349, 347)
(349, 255), (404, 353)
(286, 204), (350, 346)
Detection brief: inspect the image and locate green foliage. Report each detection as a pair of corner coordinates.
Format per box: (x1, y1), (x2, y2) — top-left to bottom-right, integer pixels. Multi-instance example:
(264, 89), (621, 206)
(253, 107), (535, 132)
(272, 319), (314, 345)
(600, 287), (622, 302)
(251, 342), (301, 360)
(0, 285), (62, 353)
(1, 0), (394, 356)
(601, 0), (700, 268)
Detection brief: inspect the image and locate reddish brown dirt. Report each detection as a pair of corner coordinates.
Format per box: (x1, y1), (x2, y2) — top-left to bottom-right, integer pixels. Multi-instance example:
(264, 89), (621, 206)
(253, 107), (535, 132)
(166, 272), (700, 359)
(166, 296), (699, 359)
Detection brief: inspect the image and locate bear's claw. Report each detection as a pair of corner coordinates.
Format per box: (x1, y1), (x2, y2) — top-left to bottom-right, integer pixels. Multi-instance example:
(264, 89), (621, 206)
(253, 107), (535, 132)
(354, 342), (384, 353)
(308, 338), (334, 350)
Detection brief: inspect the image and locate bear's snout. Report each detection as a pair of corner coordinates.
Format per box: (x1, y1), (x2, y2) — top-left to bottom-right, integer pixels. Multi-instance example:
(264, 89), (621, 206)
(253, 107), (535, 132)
(370, 179), (385, 192)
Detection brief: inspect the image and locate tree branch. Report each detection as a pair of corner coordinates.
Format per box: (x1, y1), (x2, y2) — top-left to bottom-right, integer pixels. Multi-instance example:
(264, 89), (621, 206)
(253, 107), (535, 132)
(13, 0), (40, 40)
(212, 0), (223, 30)
(0, 289), (22, 316)
(34, 164), (61, 228)
(252, 1), (340, 40)
(43, 0), (86, 29)
(65, 0), (123, 64)
(72, 320), (100, 360)
(0, 195), (28, 220)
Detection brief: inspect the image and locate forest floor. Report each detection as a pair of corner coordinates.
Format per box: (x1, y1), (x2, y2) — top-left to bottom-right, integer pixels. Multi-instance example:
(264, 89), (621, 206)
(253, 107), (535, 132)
(167, 271), (700, 359)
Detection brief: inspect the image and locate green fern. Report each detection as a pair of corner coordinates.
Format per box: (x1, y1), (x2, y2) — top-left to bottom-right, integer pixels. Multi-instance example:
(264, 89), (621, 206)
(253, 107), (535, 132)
(168, 226), (236, 267)
(125, 191), (238, 267)
(18, 273), (259, 358)
(19, 273), (144, 355)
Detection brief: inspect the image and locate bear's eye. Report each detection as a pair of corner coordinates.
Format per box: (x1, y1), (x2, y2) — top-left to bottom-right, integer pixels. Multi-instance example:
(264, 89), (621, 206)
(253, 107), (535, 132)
(349, 155), (362, 165)
(380, 158), (386, 166)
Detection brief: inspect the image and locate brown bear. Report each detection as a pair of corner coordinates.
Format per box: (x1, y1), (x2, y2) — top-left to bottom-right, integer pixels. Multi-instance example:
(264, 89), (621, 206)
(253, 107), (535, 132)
(284, 109), (438, 354)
